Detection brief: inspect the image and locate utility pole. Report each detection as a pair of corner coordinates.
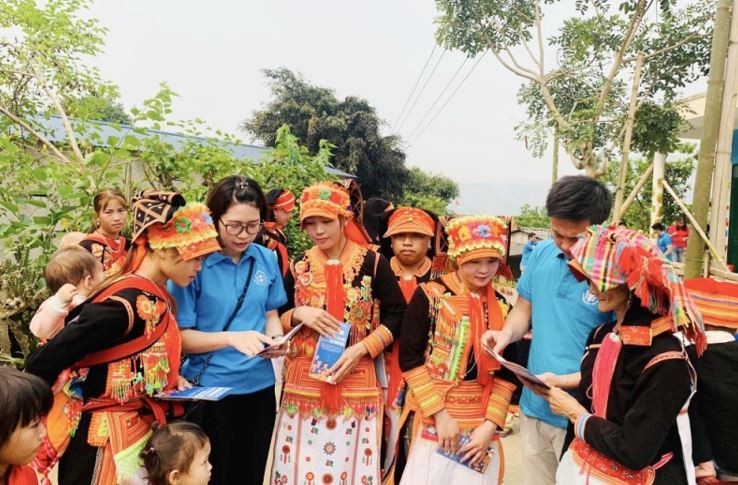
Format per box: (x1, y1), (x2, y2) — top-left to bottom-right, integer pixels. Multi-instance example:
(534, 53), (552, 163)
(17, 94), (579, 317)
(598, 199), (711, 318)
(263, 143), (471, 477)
(685, 0), (733, 278)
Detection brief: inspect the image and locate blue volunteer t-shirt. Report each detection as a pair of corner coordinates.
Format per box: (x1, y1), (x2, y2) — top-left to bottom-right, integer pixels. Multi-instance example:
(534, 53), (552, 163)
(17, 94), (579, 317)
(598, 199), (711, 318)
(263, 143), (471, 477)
(517, 239), (612, 428)
(168, 244), (287, 395)
(657, 232), (673, 261)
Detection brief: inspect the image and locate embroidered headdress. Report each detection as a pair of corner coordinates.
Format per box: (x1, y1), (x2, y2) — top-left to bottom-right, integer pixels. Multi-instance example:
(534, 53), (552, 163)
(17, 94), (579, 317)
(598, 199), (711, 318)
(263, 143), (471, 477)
(445, 215), (507, 265)
(131, 191), (220, 261)
(299, 182), (352, 224)
(384, 207), (435, 238)
(568, 226), (706, 351)
(268, 188), (296, 212)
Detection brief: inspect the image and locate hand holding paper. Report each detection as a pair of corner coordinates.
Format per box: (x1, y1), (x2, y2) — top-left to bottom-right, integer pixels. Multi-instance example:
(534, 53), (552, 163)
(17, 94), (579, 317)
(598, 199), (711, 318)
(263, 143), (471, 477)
(482, 344), (550, 390)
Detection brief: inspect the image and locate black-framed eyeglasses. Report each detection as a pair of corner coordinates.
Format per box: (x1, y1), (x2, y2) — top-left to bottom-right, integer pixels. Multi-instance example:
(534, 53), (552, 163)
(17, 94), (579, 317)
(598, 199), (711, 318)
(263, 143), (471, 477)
(220, 220), (263, 236)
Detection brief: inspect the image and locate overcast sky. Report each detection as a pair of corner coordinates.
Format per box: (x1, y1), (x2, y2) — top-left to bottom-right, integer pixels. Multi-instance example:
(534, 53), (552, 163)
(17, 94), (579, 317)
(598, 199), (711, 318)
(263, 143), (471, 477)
(86, 0), (706, 215)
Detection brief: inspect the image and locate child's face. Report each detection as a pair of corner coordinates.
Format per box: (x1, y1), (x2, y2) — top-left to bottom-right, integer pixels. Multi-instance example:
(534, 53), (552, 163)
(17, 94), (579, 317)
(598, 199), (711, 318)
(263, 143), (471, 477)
(173, 442), (211, 485)
(0, 418), (46, 466)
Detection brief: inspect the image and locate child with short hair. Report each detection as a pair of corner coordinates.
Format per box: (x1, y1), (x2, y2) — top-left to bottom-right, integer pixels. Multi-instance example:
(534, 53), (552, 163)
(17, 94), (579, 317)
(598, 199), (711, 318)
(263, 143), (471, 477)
(0, 367), (53, 485)
(30, 246), (104, 341)
(140, 421), (212, 485)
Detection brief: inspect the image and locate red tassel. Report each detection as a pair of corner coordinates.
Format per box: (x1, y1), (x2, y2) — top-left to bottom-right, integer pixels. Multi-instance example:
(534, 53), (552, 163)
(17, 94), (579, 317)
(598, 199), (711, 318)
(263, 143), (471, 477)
(325, 260), (345, 320)
(591, 332), (622, 417)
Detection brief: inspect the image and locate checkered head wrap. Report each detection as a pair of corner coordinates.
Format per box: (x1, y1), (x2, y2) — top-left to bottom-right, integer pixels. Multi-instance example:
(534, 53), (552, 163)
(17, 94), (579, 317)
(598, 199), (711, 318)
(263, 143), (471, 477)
(568, 226), (706, 353)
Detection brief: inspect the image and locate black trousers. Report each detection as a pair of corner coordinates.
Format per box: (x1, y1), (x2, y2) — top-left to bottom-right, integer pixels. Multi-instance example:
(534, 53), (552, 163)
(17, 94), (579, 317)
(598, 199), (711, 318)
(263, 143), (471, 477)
(200, 386), (276, 485)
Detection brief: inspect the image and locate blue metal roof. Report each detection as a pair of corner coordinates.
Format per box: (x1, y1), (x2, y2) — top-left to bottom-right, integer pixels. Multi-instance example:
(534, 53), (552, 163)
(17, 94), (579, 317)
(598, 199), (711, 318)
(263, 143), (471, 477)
(31, 115), (354, 178)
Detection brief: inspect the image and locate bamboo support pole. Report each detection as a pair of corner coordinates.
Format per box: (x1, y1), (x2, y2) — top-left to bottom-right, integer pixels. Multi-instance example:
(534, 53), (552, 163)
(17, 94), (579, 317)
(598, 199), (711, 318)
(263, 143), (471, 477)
(620, 161), (653, 216)
(663, 180), (731, 272)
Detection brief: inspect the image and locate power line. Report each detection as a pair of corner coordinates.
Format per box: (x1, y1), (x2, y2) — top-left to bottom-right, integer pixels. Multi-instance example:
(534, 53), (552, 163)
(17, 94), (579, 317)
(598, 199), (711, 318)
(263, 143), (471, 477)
(392, 45), (437, 132)
(395, 49), (447, 133)
(406, 56), (469, 142)
(409, 52), (487, 146)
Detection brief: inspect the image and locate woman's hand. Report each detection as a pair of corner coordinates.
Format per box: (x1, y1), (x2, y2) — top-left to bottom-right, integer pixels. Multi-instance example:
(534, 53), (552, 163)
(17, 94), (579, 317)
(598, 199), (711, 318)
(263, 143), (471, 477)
(328, 343), (367, 383)
(433, 409), (460, 454)
(459, 420), (497, 466)
(228, 331), (273, 357)
(542, 386), (588, 423)
(176, 375), (192, 391)
(295, 306), (341, 337)
(537, 372), (580, 390)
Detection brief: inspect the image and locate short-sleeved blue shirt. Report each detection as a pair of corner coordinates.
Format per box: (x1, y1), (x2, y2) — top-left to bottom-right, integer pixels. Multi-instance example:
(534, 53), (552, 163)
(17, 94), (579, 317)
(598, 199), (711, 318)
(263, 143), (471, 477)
(657, 232), (673, 261)
(517, 239), (612, 428)
(168, 244), (287, 395)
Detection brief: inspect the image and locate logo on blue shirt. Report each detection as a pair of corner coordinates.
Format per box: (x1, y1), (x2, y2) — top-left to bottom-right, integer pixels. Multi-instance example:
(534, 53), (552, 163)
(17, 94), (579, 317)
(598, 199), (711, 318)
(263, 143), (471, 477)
(582, 289), (599, 305)
(254, 270), (269, 286)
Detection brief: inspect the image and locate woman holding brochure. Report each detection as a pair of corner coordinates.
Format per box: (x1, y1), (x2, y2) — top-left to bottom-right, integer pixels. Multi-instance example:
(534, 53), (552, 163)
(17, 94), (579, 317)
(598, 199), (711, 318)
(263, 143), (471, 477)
(398, 215), (518, 485)
(537, 226), (706, 484)
(168, 175), (287, 485)
(270, 181), (406, 485)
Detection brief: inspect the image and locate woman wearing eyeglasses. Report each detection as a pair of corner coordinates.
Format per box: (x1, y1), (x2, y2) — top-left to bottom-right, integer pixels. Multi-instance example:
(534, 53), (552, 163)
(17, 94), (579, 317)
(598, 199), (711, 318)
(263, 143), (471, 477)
(168, 175), (288, 485)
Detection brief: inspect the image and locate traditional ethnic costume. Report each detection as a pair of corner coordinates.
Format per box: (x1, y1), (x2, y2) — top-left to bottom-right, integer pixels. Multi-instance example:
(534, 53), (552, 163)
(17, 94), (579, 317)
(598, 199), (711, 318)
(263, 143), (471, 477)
(270, 183), (406, 485)
(557, 226), (706, 485)
(684, 278), (738, 480)
(398, 216), (517, 485)
(26, 192), (220, 485)
(80, 232), (130, 278)
(258, 188), (295, 277)
(381, 207), (436, 480)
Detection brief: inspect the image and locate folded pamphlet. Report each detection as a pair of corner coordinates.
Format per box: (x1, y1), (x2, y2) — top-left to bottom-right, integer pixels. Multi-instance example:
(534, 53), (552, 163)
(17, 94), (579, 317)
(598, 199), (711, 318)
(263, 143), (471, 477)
(256, 323), (304, 358)
(309, 322), (351, 382)
(156, 386), (232, 401)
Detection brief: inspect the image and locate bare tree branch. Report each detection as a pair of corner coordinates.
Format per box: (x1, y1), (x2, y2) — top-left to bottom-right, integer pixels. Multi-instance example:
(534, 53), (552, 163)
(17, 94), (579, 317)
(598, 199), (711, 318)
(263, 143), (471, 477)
(624, 33), (708, 63)
(0, 104), (75, 165)
(592, 0), (648, 125)
(504, 48), (540, 78)
(9, 43), (86, 164)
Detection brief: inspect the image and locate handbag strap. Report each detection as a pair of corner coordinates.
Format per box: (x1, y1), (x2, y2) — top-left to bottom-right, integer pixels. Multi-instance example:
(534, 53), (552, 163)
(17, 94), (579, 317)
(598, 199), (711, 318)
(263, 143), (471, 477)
(191, 258), (256, 385)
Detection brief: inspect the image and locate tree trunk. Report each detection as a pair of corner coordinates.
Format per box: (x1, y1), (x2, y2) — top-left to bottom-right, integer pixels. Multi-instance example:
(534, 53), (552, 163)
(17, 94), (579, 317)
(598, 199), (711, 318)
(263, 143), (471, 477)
(651, 152), (666, 229)
(614, 53), (644, 223)
(552, 125), (559, 185)
(685, 0), (733, 279)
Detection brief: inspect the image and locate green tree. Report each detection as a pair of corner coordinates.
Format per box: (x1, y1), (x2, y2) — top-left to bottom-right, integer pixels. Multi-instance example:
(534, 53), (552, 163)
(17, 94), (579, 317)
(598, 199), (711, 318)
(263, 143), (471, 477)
(602, 145), (696, 231)
(0, 1), (329, 364)
(243, 68), (409, 199)
(435, 0), (714, 177)
(64, 94), (133, 125)
(399, 167), (459, 214)
(515, 204), (550, 228)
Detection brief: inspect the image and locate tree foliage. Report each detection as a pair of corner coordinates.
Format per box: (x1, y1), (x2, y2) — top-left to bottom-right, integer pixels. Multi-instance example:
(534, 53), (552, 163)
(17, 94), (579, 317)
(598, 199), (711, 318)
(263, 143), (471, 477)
(0, 1), (330, 364)
(399, 167), (459, 215)
(243, 68), (412, 200)
(602, 144), (696, 231)
(435, 0), (715, 177)
(515, 203), (550, 228)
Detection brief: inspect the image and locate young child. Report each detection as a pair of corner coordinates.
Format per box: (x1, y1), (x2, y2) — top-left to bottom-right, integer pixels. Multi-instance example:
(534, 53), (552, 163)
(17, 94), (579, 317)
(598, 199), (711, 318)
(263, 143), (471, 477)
(140, 421), (212, 485)
(0, 367), (53, 485)
(29, 246), (104, 341)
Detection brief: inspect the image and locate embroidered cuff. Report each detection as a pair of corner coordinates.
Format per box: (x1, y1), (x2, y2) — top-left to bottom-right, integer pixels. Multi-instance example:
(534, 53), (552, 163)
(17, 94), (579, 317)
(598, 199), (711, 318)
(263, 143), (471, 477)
(575, 412), (591, 441)
(362, 325), (393, 358)
(280, 309), (296, 333)
(485, 378), (516, 428)
(403, 366), (445, 418)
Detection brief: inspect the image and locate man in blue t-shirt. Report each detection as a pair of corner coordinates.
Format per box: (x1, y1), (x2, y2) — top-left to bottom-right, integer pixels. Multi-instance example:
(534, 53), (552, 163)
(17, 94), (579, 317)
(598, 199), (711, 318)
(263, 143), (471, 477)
(484, 176), (613, 485)
(651, 222), (674, 261)
(520, 232), (540, 272)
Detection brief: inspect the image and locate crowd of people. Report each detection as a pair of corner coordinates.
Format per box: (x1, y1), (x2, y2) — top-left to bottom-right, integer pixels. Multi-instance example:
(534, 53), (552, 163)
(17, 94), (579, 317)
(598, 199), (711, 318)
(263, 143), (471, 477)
(0, 174), (736, 485)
